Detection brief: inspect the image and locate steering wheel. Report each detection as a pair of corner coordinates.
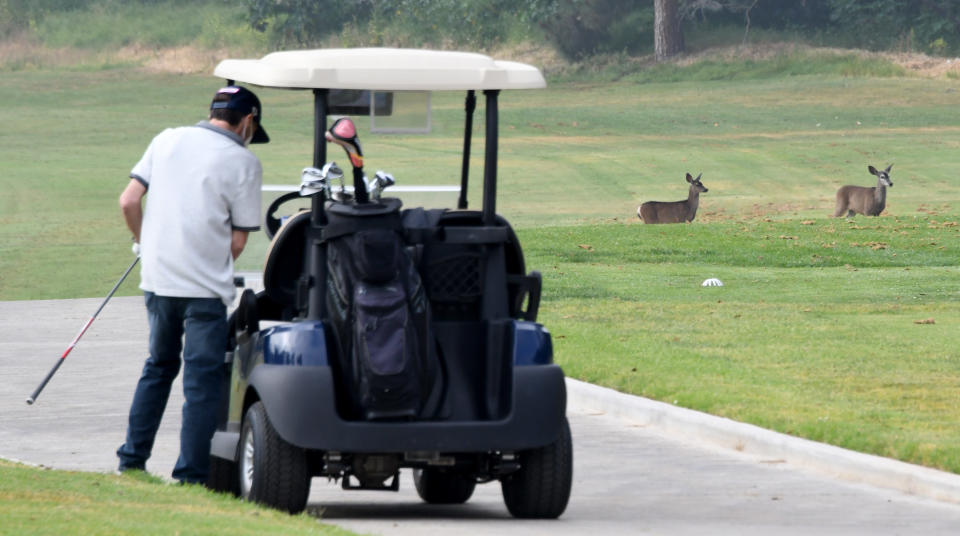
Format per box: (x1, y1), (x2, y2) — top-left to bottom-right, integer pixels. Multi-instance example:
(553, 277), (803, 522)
(264, 191), (304, 239)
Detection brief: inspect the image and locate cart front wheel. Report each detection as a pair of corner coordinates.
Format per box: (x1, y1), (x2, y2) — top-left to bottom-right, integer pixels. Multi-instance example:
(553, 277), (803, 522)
(239, 401), (310, 514)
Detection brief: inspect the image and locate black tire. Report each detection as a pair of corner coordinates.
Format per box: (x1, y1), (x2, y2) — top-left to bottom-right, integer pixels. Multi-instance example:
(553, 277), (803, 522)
(238, 401), (311, 514)
(413, 468), (477, 504)
(205, 455), (239, 496)
(501, 416), (573, 519)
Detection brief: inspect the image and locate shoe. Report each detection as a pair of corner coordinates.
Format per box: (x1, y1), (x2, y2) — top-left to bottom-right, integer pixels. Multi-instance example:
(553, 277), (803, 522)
(117, 462), (146, 474)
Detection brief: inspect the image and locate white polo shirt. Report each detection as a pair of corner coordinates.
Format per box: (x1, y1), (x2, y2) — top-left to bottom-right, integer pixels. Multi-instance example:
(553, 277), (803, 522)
(131, 122), (262, 305)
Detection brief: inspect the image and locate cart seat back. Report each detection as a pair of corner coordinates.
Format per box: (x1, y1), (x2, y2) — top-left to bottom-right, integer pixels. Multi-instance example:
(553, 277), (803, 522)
(262, 210), (311, 309)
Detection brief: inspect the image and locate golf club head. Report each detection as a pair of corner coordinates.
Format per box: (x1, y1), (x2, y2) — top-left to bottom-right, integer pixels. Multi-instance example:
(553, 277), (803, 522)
(299, 166), (328, 197)
(322, 161), (344, 198)
(374, 170), (396, 189)
(369, 170), (395, 202)
(322, 161), (344, 181)
(325, 117), (363, 169)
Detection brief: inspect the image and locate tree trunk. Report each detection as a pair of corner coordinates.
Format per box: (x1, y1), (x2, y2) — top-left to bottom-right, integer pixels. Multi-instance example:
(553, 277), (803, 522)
(654, 0), (684, 62)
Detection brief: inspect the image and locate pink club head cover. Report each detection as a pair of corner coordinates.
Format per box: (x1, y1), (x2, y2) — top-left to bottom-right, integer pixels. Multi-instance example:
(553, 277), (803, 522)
(325, 117), (363, 168)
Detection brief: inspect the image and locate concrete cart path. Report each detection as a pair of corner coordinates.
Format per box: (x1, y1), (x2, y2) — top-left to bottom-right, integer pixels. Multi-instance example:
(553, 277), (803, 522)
(3, 297), (960, 535)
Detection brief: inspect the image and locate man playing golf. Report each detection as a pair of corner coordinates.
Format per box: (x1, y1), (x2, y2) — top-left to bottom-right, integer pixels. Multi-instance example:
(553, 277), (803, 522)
(115, 85), (267, 484)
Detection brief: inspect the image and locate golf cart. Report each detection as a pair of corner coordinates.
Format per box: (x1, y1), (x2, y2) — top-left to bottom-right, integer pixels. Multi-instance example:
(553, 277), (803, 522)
(205, 48), (572, 518)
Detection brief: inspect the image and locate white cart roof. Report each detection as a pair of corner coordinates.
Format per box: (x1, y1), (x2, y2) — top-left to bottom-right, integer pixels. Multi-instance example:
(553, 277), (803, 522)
(213, 48), (546, 91)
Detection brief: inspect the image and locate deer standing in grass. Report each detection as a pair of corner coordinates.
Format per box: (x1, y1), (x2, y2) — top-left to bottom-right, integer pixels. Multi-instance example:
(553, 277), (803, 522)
(637, 173), (708, 224)
(833, 164), (894, 217)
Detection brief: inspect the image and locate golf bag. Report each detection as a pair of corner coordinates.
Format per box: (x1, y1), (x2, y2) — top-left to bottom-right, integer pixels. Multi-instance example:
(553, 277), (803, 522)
(324, 199), (440, 420)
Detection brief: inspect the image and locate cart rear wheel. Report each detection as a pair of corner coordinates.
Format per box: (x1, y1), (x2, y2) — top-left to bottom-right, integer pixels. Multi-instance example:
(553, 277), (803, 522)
(238, 401), (310, 514)
(501, 416), (572, 518)
(413, 468), (476, 504)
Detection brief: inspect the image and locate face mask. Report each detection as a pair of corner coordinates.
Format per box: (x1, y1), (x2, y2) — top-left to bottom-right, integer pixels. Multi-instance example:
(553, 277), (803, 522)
(240, 120), (254, 147)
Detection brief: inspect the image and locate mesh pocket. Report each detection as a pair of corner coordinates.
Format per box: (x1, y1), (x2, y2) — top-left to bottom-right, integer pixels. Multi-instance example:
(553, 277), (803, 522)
(425, 253), (481, 302)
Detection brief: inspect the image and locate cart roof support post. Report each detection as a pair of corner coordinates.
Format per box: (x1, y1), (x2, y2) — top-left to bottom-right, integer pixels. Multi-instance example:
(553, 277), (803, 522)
(482, 89), (499, 226)
(308, 89), (329, 321)
(313, 89), (328, 169)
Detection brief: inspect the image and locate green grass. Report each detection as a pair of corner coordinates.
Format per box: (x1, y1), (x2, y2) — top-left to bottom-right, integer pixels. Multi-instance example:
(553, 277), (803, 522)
(519, 218), (960, 471)
(0, 460), (352, 535)
(1, 50), (960, 478)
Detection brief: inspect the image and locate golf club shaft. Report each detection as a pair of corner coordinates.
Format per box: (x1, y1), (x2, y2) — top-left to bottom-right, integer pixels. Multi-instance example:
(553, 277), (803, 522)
(26, 256), (140, 405)
(352, 166), (368, 203)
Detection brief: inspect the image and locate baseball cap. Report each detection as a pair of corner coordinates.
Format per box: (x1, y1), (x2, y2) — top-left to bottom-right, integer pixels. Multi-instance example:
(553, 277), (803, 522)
(210, 86), (270, 144)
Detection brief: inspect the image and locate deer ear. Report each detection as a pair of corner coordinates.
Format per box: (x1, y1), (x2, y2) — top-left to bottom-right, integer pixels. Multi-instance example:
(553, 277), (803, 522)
(686, 173), (693, 182)
(885, 164), (893, 173)
(695, 173), (702, 181)
(868, 165), (878, 175)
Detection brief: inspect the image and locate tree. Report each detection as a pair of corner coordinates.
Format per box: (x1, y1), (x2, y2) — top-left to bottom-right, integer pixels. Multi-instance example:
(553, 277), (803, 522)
(531, 0), (654, 60)
(245, 0), (375, 47)
(654, 0), (684, 61)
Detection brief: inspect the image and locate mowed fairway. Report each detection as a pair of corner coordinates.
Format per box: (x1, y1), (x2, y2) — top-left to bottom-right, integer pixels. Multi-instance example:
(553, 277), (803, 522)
(1, 65), (958, 474)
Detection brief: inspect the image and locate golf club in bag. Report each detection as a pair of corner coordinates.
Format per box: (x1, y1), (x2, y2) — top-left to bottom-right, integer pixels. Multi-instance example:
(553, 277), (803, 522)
(325, 117), (369, 203)
(25, 256), (140, 405)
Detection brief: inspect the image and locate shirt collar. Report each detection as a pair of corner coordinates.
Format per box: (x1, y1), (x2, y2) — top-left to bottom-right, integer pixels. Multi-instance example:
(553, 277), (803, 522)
(195, 121), (245, 147)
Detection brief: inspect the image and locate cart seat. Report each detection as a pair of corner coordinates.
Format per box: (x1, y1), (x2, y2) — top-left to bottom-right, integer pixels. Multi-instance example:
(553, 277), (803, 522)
(262, 210), (311, 311)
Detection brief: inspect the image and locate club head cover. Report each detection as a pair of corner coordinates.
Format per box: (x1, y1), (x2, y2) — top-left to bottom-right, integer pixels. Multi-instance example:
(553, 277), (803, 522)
(325, 117), (363, 169)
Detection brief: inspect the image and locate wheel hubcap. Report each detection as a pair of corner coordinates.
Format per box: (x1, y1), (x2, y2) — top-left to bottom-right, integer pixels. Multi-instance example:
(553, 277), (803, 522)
(241, 428), (255, 496)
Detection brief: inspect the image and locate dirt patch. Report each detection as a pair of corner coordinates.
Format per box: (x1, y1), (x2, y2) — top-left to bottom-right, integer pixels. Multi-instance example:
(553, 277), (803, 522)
(113, 45), (231, 74)
(0, 38), (239, 74)
(666, 42), (960, 79)
(886, 52), (960, 78)
(0, 37), (87, 69)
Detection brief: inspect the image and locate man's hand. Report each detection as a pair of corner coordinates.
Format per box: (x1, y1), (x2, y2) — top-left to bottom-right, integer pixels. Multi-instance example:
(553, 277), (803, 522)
(131, 241), (141, 257)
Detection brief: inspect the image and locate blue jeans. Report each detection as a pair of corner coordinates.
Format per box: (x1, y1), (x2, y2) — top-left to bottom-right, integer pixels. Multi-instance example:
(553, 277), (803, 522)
(117, 292), (227, 483)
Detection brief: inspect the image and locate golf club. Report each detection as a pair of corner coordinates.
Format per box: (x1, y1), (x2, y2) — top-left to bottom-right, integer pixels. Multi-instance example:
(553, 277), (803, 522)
(299, 166), (325, 196)
(325, 117), (369, 203)
(26, 255), (140, 405)
(321, 161), (343, 197)
(367, 170), (395, 202)
(329, 162), (349, 201)
(300, 163), (340, 197)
